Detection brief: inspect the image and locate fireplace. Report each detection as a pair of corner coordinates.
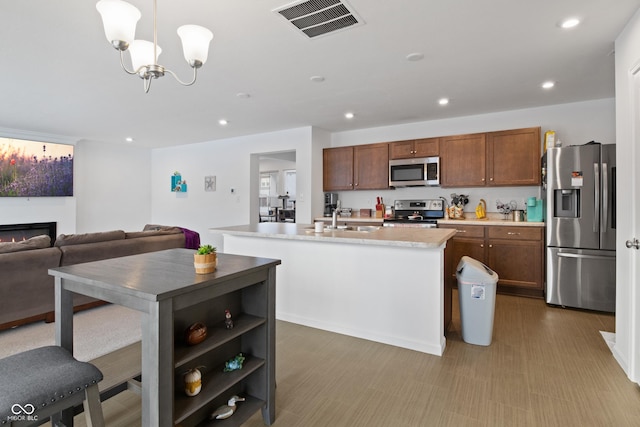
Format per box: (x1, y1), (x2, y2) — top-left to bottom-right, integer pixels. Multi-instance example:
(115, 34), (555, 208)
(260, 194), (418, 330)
(0, 222), (57, 246)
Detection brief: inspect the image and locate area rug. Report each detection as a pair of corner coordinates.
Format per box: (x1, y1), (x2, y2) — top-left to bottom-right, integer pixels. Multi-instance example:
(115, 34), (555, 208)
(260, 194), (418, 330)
(0, 305), (141, 361)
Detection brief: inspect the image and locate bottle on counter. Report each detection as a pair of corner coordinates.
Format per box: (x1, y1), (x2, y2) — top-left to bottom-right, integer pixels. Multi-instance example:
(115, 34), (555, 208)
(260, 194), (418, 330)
(544, 130), (556, 152)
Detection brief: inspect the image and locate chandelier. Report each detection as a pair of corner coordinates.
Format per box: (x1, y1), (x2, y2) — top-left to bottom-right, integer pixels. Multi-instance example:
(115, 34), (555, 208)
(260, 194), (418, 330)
(96, 0), (213, 93)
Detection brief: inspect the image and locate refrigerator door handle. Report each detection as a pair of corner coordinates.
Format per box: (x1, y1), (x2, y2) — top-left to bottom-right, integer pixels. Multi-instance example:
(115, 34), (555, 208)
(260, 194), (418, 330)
(557, 252), (613, 260)
(593, 162), (600, 233)
(602, 162), (608, 231)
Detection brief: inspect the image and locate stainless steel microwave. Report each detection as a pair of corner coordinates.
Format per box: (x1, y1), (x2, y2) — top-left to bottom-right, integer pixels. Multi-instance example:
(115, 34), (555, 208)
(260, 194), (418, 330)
(389, 157), (440, 187)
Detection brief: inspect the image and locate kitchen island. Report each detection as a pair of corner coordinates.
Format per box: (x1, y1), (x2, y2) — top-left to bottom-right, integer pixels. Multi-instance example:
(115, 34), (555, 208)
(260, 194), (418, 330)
(211, 223), (455, 356)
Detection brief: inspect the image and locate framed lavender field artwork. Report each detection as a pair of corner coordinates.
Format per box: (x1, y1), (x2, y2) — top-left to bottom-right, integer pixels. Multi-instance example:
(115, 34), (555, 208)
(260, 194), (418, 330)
(0, 137), (74, 197)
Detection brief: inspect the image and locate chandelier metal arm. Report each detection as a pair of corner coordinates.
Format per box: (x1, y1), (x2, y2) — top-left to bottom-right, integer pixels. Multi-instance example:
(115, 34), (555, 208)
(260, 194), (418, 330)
(143, 76), (153, 93)
(119, 49), (140, 75)
(164, 66), (198, 87)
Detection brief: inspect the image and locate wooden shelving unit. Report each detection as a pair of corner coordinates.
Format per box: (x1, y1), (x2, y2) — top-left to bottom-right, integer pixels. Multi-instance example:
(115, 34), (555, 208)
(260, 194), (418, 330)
(51, 249), (278, 427)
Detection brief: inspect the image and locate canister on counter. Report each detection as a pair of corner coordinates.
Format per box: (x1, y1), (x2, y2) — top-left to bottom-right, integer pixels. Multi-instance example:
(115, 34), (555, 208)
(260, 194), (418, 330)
(384, 205), (395, 218)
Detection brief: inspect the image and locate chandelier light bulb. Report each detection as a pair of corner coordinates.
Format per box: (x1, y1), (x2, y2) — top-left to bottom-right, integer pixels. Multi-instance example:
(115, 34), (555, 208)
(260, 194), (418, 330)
(177, 25), (214, 68)
(96, 0), (141, 50)
(129, 40), (162, 74)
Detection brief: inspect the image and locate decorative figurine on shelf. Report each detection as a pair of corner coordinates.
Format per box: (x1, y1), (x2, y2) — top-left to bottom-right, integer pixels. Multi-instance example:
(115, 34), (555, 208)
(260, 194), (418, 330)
(185, 322), (208, 346)
(210, 395), (245, 420)
(172, 171), (184, 192)
(183, 367), (202, 397)
(223, 353), (245, 372)
(225, 309), (234, 329)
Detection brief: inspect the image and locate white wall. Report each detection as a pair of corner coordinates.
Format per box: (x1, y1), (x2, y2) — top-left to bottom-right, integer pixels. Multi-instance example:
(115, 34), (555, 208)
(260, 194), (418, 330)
(74, 140), (152, 233)
(330, 99), (615, 214)
(150, 127), (324, 248)
(0, 197), (76, 235)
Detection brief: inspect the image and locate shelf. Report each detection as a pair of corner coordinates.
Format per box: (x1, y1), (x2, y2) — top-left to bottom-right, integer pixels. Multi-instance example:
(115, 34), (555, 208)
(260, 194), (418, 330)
(194, 395), (265, 427)
(174, 314), (266, 368)
(174, 355), (265, 424)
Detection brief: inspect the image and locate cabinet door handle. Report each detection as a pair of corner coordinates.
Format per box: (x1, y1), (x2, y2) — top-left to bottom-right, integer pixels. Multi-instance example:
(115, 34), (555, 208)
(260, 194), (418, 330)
(507, 232), (520, 235)
(480, 244), (484, 248)
(490, 177), (494, 181)
(481, 178), (485, 182)
(456, 229), (466, 233)
(489, 244), (493, 248)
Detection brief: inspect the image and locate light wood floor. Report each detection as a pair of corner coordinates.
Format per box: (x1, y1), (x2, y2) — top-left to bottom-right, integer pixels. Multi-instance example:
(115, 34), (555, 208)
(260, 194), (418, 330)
(64, 291), (640, 426)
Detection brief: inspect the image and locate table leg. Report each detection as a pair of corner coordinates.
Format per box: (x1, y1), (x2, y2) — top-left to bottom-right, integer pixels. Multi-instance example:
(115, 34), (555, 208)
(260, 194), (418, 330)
(141, 299), (174, 427)
(54, 277), (75, 426)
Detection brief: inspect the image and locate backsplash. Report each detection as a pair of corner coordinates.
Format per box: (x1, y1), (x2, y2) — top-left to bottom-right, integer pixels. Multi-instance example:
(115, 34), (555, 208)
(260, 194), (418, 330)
(332, 186), (543, 214)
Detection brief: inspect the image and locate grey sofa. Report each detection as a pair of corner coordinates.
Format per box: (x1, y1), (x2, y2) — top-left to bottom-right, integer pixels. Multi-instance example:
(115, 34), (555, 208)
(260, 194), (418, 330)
(0, 225), (194, 331)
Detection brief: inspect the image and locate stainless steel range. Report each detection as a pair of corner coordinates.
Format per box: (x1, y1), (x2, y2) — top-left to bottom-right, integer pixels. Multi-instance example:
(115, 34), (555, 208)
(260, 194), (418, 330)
(383, 199), (444, 228)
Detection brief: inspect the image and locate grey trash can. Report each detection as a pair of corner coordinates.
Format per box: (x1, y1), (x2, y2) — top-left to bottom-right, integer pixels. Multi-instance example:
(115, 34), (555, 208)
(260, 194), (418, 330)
(456, 256), (499, 346)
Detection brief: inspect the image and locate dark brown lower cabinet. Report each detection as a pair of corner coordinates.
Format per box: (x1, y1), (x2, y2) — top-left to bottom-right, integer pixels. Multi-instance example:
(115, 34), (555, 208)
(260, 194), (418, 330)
(441, 224), (545, 329)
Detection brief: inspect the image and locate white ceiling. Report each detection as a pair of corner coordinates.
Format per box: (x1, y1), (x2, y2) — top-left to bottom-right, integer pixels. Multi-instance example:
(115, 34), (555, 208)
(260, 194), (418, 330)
(1, 0), (638, 149)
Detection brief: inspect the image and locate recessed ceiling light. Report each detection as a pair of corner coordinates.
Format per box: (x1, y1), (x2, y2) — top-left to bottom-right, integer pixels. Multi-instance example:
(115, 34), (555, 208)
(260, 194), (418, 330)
(345, 112), (355, 119)
(542, 81), (555, 89)
(219, 119), (228, 125)
(125, 137), (134, 143)
(406, 52), (424, 62)
(438, 98), (449, 106)
(560, 18), (580, 29)
(236, 92), (250, 99)
(310, 75), (325, 83)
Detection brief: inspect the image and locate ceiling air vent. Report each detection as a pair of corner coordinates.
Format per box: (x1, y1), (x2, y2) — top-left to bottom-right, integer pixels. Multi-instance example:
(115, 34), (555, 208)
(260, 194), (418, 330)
(273, 0), (364, 39)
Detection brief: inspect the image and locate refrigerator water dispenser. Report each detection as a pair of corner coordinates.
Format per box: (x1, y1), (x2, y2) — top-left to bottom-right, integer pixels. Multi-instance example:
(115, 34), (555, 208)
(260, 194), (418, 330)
(554, 189), (580, 218)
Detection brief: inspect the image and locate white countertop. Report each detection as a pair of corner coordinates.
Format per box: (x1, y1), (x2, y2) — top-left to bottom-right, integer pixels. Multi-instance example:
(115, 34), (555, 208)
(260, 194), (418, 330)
(211, 222), (455, 249)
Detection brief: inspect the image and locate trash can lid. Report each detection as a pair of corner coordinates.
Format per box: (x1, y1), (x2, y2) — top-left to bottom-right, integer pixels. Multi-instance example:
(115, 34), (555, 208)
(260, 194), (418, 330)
(456, 256), (499, 283)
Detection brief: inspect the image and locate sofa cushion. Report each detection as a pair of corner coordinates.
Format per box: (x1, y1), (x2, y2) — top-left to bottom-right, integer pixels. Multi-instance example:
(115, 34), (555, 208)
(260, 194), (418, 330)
(58, 233), (185, 266)
(143, 224), (182, 232)
(0, 235), (51, 254)
(0, 246), (61, 325)
(54, 230), (125, 247)
(126, 228), (181, 239)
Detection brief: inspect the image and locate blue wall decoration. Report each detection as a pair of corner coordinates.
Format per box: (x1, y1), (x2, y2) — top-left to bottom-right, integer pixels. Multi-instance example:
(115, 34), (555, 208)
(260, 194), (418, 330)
(172, 172), (187, 192)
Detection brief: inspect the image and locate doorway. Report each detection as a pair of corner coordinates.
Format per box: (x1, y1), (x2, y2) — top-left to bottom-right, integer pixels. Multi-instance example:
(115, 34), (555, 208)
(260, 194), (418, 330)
(253, 151), (296, 223)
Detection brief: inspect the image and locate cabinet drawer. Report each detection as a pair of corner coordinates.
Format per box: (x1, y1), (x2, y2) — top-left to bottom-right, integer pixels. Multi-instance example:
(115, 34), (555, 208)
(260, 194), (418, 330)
(440, 224), (485, 238)
(488, 226), (542, 241)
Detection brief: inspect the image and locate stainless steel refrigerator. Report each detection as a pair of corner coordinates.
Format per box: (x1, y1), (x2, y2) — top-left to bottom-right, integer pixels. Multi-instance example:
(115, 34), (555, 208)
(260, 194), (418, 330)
(545, 143), (616, 312)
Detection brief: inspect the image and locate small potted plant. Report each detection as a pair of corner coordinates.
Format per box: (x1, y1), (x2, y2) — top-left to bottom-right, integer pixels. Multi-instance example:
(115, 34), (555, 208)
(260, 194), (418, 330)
(194, 244), (217, 274)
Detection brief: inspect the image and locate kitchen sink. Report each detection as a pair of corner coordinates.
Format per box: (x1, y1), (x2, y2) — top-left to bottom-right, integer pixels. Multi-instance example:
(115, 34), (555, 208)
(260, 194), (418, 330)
(351, 226), (381, 232)
(329, 225), (381, 232)
(305, 226), (381, 233)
